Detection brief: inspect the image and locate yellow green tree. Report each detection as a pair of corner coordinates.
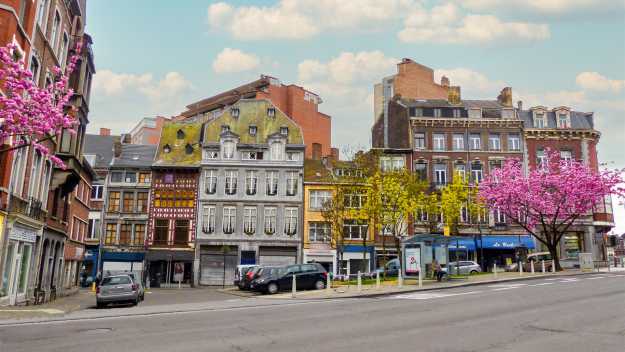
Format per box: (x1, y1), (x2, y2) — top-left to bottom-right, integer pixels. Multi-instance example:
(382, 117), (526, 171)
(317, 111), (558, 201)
(440, 171), (482, 235)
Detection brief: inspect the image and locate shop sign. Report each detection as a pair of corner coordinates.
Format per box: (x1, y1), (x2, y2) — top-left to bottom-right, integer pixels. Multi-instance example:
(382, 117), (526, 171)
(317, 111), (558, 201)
(173, 262), (184, 282)
(9, 225), (37, 243)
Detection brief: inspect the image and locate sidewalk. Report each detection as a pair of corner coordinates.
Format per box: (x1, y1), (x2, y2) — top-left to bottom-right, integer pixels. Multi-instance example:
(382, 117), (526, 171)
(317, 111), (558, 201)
(266, 268), (622, 300)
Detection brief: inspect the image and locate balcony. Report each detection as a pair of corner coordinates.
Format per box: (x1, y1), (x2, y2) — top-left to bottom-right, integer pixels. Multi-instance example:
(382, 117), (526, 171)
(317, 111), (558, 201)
(9, 196), (45, 222)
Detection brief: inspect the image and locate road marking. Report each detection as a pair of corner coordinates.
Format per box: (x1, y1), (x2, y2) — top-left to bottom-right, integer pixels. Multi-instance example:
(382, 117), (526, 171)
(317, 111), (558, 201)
(586, 276), (606, 280)
(530, 282), (553, 286)
(488, 283), (528, 288)
(545, 278), (559, 281)
(391, 291), (481, 300)
(558, 278), (580, 283)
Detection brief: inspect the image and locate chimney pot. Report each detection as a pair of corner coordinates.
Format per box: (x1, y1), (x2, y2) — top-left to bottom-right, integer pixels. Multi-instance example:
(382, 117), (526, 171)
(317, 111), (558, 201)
(100, 128), (111, 136)
(497, 87), (513, 107)
(448, 86), (461, 105)
(441, 76), (450, 87)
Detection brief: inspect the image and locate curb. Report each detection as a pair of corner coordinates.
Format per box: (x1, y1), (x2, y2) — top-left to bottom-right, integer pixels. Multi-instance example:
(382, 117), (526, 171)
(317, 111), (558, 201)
(279, 271), (608, 300)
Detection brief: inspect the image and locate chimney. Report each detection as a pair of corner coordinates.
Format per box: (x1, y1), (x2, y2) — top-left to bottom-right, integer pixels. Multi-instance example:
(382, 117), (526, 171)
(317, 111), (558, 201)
(441, 76), (450, 87)
(497, 87), (513, 107)
(100, 128), (111, 136)
(517, 100), (523, 111)
(113, 140), (122, 158)
(330, 148), (339, 162)
(448, 86), (461, 105)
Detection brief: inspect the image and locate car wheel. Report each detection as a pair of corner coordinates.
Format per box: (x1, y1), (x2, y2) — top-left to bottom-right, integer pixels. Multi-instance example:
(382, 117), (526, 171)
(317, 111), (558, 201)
(140, 293), (145, 301)
(96, 302), (105, 309)
(314, 280), (325, 290)
(470, 270), (479, 275)
(267, 283), (278, 294)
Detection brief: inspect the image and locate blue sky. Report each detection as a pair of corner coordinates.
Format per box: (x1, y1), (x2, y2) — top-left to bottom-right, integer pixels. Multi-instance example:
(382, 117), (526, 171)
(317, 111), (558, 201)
(86, 0), (625, 232)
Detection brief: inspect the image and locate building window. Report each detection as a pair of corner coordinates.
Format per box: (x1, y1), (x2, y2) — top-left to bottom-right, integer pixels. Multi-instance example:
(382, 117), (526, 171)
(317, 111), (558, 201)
(231, 108), (239, 118)
(471, 162), (483, 183)
(489, 160), (502, 174)
(29, 55), (40, 84)
(534, 112), (546, 128)
(469, 134), (481, 150)
(37, 0), (49, 29)
(223, 207), (236, 234)
(111, 172), (123, 183)
(225, 170), (238, 195)
(414, 132), (425, 150)
(125, 172), (137, 183)
(380, 156), (405, 172)
(59, 33), (69, 68)
(88, 219), (100, 240)
(286, 171), (298, 196)
(309, 190), (332, 209)
(133, 224), (145, 246)
(51, 11), (61, 51)
(284, 208), (298, 236)
(452, 134), (465, 151)
(154, 219), (169, 244)
(205, 170), (217, 194)
(286, 152), (299, 161)
(343, 220), (367, 240)
(266, 171), (278, 196)
(123, 192), (134, 212)
(246, 170), (257, 195)
(309, 222), (331, 242)
(270, 142), (283, 161)
(138, 172), (151, 183)
(454, 163), (466, 180)
(222, 141), (235, 159)
(488, 134), (501, 151)
(206, 151), (219, 159)
(136, 192), (149, 212)
(174, 220), (189, 244)
(434, 163), (447, 186)
(264, 207), (277, 234)
(344, 192), (366, 209)
(280, 127), (288, 136)
(433, 133), (446, 151)
(119, 223), (132, 245)
(105, 223), (117, 245)
(537, 149), (547, 168)
(494, 208), (506, 224)
(242, 151), (263, 160)
(244, 207), (257, 235)
(108, 192), (120, 212)
(202, 205), (216, 234)
(267, 107), (276, 117)
(560, 150), (573, 163)
(508, 134), (521, 151)
(414, 162), (427, 181)
(249, 125), (257, 136)
(176, 129), (185, 139)
(558, 113), (570, 128)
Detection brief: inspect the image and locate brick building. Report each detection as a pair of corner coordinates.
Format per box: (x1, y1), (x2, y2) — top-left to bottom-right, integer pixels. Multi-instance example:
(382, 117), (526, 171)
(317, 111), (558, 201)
(519, 104), (614, 263)
(181, 75), (333, 159)
(128, 116), (171, 145)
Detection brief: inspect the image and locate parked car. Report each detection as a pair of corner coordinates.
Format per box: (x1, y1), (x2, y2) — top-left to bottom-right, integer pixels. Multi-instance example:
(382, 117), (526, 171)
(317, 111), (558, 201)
(239, 266), (263, 290)
(234, 265), (258, 289)
(96, 274), (144, 308)
(507, 252), (554, 272)
(446, 261), (482, 275)
(369, 258), (401, 278)
(249, 266), (283, 291)
(252, 263), (328, 294)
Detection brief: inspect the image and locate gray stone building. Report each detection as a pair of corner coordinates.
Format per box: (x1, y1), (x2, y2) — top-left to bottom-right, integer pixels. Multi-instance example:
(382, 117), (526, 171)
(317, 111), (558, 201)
(196, 99), (305, 286)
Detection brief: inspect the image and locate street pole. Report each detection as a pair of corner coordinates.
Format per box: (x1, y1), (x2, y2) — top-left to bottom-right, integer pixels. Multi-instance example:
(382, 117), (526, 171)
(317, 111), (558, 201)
(418, 268), (422, 288)
(530, 260), (535, 274)
(357, 271), (362, 292)
(542, 260), (545, 274)
(376, 270), (380, 289)
(493, 263), (498, 279)
(326, 271), (331, 291)
(292, 274), (296, 298)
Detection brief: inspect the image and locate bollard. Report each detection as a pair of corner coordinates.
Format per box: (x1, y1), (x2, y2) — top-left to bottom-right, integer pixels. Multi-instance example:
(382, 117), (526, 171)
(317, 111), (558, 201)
(493, 263), (498, 279)
(530, 260), (535, 274)
(519, 261), (523, 276)
(91, 282), (96, 293)
(551, 262), (556, 273)
(292, 274), (296, 298)
(326, 272), (331, 291)
(418, 269), (423, 288)
(357, 271), (362, 292)
(398, 272), (403, 288)
(541, 260), (545, 274)
(376, 271), (380, 289)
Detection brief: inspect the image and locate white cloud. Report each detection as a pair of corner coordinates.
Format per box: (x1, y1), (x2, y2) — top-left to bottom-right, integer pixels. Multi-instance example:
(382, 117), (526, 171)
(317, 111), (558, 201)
(576, 72), (625, 93)
(93, 70), (192, 100)
(457, 0), (624, 15)
(212, 48), (261, 74)
(399, 3), (550, 44)
(207, 0), (417, 40)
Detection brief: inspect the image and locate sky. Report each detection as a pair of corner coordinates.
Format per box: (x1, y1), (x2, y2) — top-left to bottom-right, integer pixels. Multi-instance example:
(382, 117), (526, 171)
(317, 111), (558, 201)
(85, 0), (625, 233)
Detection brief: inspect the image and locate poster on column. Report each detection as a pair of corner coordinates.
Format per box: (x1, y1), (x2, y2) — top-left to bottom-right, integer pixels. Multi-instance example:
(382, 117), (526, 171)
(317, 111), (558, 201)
(405, 247), (421, 275)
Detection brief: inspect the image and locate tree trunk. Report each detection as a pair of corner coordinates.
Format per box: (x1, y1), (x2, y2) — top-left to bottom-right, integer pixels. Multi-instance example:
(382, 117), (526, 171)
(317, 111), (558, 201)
(395, 236), (402, 276)
(545, 242), (562, 272)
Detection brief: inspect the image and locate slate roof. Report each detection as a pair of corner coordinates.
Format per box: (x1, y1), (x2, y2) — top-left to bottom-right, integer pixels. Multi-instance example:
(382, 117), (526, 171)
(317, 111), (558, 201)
(153, 121), (202, 167)
(203, 99), (304, 145)
(83, 134), (118, 169)
(401, 98), (506, 109)
(111, 144), (157, 169)
(518, 109), (594, 129)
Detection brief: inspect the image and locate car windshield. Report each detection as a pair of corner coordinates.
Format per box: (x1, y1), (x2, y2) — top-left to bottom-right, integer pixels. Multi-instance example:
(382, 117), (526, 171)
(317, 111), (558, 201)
(102, 276), (131, 285)
(259, 267), (284, 277)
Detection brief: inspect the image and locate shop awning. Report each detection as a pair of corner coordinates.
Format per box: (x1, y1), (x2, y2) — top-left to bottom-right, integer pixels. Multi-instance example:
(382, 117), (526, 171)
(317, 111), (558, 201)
(448, 238), (476, 251)
(448, 235), (535, 251)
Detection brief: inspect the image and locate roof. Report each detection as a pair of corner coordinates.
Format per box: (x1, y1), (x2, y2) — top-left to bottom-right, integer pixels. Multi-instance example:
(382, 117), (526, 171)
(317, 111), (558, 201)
(518, 109), (594, 129)
(202, 99), (304, 145)
(182, 77), (269, 117)
(83, 134), (118, 168)
(304, 159), (333, 183)
(111, 144), (157, 168)
(401, 98), (506, 109)
(153, 121), (202, 167)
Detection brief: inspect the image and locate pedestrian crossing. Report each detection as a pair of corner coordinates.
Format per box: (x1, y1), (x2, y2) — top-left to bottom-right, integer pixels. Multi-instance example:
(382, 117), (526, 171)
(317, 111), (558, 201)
(388, 274), (625, 300)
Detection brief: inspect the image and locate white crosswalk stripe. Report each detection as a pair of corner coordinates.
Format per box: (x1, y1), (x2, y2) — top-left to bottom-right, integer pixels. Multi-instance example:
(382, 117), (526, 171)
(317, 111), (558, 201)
(391, 291), (481, 300)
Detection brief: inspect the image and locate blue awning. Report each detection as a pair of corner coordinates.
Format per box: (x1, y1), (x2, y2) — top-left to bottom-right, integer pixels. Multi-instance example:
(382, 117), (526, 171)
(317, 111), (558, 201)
(102, 251), (145, 262)
(448, 235), (535, 251)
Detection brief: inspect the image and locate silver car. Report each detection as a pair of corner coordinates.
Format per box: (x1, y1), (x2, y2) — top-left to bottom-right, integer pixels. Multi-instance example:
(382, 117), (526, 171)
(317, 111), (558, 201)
(96, 274), (144, 308)
(446, 261), (482, 275)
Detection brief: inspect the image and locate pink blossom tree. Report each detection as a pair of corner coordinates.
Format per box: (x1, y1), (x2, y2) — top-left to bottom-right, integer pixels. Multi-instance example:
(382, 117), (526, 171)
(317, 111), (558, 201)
(479, 149), (624, 271)
(0, 41), (82, 167)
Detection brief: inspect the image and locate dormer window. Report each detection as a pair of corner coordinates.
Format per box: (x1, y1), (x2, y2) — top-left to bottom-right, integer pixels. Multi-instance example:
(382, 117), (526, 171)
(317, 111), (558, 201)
(185, 144), (193, 155)
(270, 142), (283, 161)
(222, 140), (235, 159)
(501, 108), (514, 119)
(468, 108), (481, 119)
(280, 127), (288, 136)
(221, 125), (230, 133)
(267, 107), (276, 117)
(176, 129), (185, 139)
(231, 107), (240, 118)
(163, 144), (171, 153)
(557, 113), (570, 128)
(534, 112), (546, 128)
(249, 125), (257, 136)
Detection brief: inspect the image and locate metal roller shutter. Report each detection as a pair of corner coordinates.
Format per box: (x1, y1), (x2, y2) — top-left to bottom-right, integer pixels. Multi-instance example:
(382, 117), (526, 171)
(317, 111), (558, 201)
(258, 247), (297, 266)
(199, 254), (237, 286)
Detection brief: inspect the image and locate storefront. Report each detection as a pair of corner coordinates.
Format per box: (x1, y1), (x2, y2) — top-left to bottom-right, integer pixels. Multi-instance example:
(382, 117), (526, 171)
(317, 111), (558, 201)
(303, 248), (336, 275)
(63, 242), (85, 291)
(82, 246), (99, 284)
(101, 251), (145, 283)
(448, 235), (535, 269)
(0, 224), (38, 305)
(146, 250), (194, 288)
(339, 245), (375, 276)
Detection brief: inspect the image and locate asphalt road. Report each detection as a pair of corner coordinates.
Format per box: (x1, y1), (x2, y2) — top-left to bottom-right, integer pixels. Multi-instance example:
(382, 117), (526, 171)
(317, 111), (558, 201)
(1, 274), (624, 352)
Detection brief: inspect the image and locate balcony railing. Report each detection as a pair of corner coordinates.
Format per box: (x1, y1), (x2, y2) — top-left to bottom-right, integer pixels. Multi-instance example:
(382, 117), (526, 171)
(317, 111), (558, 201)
(9, 196), (45, 222)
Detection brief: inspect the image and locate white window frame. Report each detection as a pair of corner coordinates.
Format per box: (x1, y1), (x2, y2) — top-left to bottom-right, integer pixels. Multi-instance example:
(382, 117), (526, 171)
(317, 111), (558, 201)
(489, 134), (501, 151)
(434, 164), (447, 185)
(222, 140), (235, 159)
(264, 207), (277, 234)
(433, 133), (446, 151)
(222, 206), (236, 234)
(266, 171), (278, 196)
(414, 132), (425, 150)
(284, 207), (298, 235)
(270, 141), (284, 161)
(224, 170), (238, 195)
(508, 134), (520, 151)
(309, 222), (331, 243)
(205, 169), (217, 194)
(470, 134), (481, 150)
(50, 10), (61, 53)
(309, 190), (332, 209)
(286, 171), (298, 196)
(453, 134), (465, 151)
(202, 205), (216, 234)
(243, 207), (257, 234)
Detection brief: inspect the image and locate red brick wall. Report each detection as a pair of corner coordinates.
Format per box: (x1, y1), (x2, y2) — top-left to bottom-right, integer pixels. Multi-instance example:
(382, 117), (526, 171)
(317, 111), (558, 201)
(394, 60), (448, 100)
(525, 138), (585, 171)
